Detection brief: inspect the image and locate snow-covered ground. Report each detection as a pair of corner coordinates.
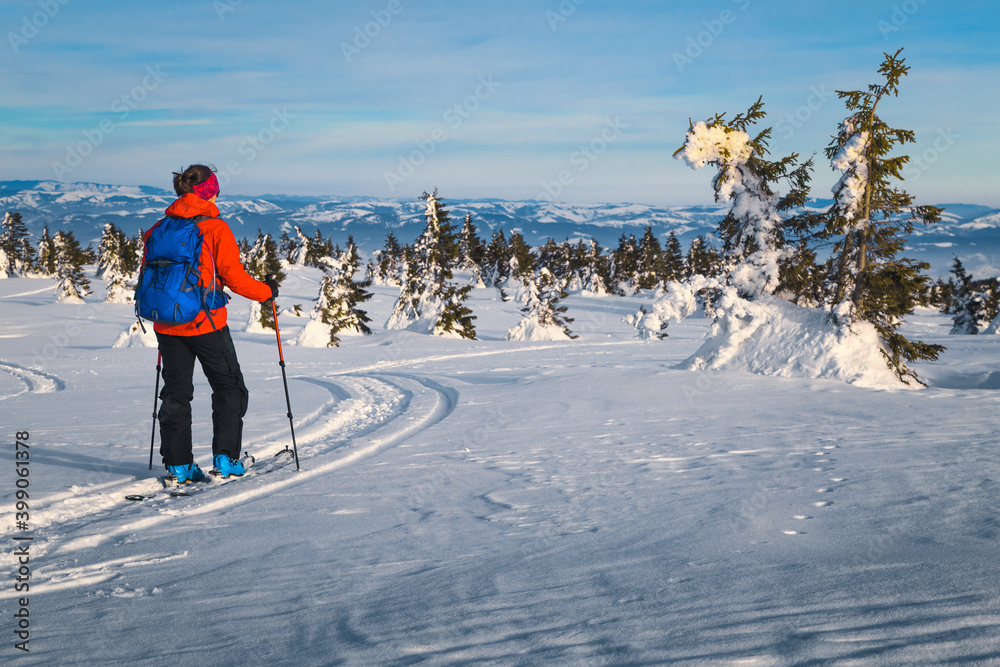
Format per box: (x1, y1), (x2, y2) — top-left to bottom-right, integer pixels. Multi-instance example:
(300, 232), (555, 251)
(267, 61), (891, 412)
(2, 268), (1000, 665)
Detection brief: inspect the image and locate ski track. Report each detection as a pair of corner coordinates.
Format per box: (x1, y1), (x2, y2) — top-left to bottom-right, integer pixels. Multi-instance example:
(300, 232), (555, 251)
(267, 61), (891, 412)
(339, 340), (637, 376)
(0, 360), (66, 399)
(0, 372), (457, 598)
(0, 284), (56, 299)
(0, 344), (584, 595)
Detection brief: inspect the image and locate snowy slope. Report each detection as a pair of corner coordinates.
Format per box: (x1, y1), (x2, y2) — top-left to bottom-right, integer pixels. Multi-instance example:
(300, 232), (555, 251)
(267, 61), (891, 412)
(2, 268), (1000, 664)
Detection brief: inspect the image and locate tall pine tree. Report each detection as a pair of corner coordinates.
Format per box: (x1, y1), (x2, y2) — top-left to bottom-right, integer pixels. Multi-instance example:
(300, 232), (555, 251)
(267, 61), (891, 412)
(1, 212), (36, 277)
(675, 97), (814, 299)
(662, 232), (686, 282)
(299, 237), (373, 347)
(505, 268), (577, 341)
(636, 227), (666, 290)
(482, 229), (509, 289)
(244, 231), (286, 330)
(36, 226), (57, 276)
(386, 190), (476, 339)
(97, 223), (139, 303)
(53, 230), (91, 302)
(823, 48), (944, 382)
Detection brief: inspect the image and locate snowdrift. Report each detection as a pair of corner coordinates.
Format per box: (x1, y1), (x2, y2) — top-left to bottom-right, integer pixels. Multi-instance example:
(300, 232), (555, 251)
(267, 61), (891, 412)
(677, 293), (914, 390)
(504, 316), (573, 342)
(111, 320), (157, 348)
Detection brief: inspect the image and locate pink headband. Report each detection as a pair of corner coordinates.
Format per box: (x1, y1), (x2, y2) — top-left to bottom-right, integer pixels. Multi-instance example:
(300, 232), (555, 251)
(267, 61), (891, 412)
(192, 172), (220, 200)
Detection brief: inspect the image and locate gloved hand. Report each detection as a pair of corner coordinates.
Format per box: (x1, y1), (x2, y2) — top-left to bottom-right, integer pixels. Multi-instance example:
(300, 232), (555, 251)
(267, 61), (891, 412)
(264, 274), (279, 301)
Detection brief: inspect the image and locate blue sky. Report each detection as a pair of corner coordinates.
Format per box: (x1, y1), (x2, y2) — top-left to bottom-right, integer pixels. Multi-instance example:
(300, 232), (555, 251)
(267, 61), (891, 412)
(2, 0), (997, 206)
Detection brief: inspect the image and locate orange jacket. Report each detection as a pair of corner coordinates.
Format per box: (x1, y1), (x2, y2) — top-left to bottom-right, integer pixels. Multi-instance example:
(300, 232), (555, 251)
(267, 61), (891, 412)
(145, 193), (272, 336)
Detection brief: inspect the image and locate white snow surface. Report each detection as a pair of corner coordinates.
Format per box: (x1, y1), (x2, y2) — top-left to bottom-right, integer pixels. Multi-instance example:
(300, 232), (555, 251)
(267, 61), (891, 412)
(2, 267), (1000, 664)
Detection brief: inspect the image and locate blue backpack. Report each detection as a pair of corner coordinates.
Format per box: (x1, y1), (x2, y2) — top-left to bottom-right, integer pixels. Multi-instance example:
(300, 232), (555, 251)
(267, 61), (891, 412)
(135, 215), (228, 328)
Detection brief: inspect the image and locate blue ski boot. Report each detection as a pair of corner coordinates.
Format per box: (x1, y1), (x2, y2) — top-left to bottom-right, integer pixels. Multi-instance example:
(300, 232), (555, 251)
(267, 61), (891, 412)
(168, 462), (206, 484)
(213, 454), (246, 479)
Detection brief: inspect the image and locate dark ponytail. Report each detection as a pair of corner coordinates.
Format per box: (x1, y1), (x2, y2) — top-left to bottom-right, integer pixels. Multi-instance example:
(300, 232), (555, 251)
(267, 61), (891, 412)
(172, 164), (217, 196)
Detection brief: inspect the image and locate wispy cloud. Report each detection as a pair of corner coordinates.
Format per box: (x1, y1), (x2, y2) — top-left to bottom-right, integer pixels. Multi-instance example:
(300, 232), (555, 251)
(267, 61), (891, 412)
(0, 0), (997, 205)
(118, 120), (217, 128)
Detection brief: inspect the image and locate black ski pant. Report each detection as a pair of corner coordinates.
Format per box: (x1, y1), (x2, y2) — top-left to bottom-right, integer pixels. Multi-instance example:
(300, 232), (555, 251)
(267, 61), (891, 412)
(156, 326), (248, 467)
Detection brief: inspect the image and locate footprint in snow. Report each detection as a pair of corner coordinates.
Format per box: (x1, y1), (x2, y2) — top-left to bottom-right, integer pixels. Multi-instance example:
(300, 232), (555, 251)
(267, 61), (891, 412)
(782, 530), (805, 535)
(817, 487), (834, 493)
(814, 500), (834, 507)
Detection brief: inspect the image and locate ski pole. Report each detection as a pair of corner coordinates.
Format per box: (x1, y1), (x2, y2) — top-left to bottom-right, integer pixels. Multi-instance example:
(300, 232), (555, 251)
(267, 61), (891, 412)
(149, 350), (162, 470)
(271, 299), (300, 470)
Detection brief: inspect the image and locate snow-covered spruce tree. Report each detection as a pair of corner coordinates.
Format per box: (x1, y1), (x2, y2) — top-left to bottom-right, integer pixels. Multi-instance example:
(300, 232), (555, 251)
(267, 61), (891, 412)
(662, 232), (686, 282)
(630, 101), (820, 356)
(458, 213), (486, 272)
(36, 226), (57, 276)
(675, 98), (813, 298)
(244, 231), (286, 330)
(289, 226), (313, 266)
(53, 230), (91, 302)
(947, 258), (981, 335)
(503, 231), (536, 303)
(536, 239), (564, 281)
(579, 238), (611, 294)
(980, 281), (1000, 335)
(298, 237), (373, 347)
(97, 223), (139, 303)
(386, 190), (476, 339)
(555, 239), (595, 292)
(611, 233), (640, 294)
(685, 235), (720, 278)
(823, 49), (944, 381)
(636, 227), (666, 290)
(945, 258), (999, 335)
(369, 231), (404, 286)
(96, 223), (122, 278)
(482, 228), (508, 289)
(560, 240), (588, 292)
(279, 231), (296, 262)
(505, 268), (578, 341)
(311, 230), (335, 266)
(1, 212), (36, 277)
(506, 232), (535, 280)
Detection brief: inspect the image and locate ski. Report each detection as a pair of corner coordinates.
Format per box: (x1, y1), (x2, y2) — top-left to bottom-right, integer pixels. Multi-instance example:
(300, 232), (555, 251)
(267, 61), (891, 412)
(125, 449), (295, 502)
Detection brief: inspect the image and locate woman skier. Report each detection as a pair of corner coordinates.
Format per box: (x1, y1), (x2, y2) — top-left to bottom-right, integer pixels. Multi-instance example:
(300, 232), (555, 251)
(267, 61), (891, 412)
(147, 164), (278, 483)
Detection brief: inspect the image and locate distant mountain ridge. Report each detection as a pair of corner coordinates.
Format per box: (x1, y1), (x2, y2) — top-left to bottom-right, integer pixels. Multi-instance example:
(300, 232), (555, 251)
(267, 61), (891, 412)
(2, 180), (998, 278)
